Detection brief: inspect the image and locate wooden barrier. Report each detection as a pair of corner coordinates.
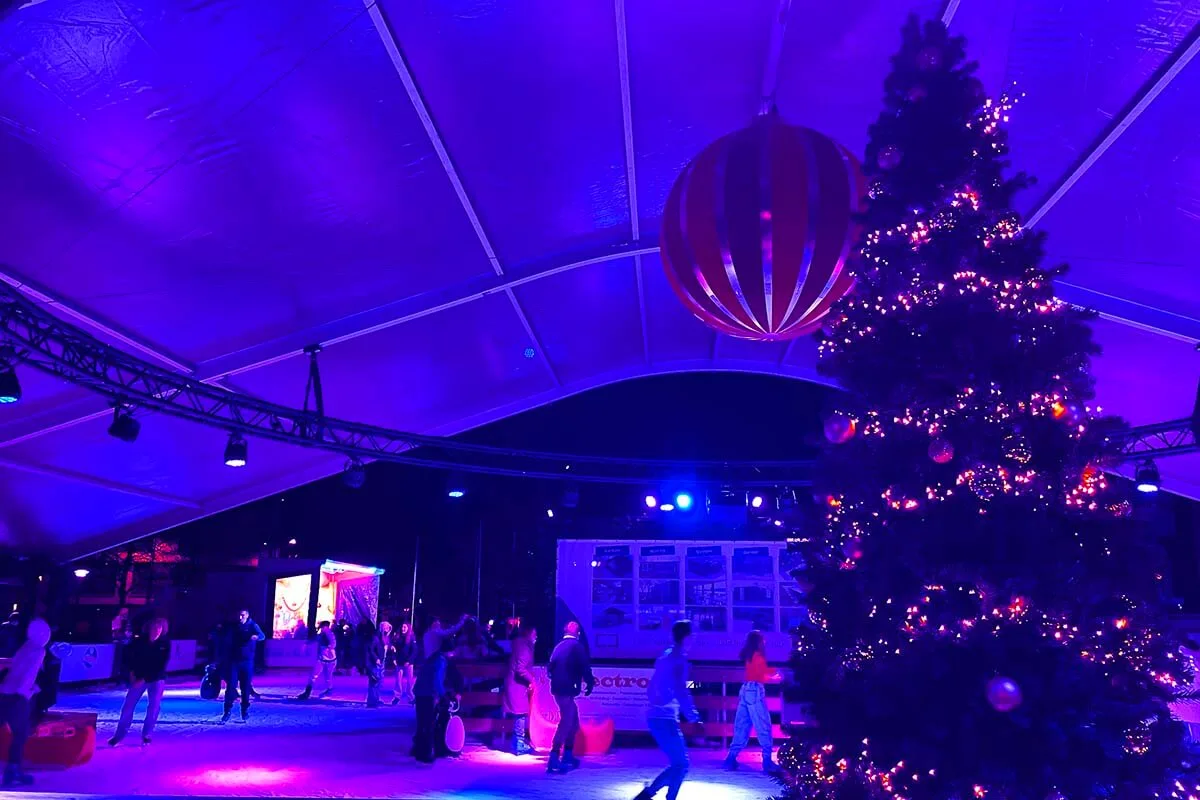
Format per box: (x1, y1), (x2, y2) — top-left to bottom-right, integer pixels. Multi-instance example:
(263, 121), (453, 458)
(452, 661), (799, 743)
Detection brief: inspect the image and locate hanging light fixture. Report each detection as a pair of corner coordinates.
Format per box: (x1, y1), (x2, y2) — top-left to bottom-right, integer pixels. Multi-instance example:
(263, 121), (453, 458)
(1135, 459), (1160, 494)
(107, 406), (140, 443)
(224, 433), (248, 468)
(0, 365), (21, 405)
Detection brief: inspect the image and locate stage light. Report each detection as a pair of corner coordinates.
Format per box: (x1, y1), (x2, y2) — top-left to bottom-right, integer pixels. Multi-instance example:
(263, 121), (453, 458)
(660, 503), (675, 512)
(343, 458), (366, 489)
(224, 433), (247, 467)
(447, 473), (467, 498)
(448, 489), (465, 498)
(288, 538), (297, 546)
(72, 568), (89, 579)
(1136, 459), (1160, 493)
(773, 519), (784, 527)
(0, 366), (20, 404)
(562, 484), (580, 509)
(644, 494), (658, 509)
(750, 495), (764, 509)
(675, 492), (693, 510)
(107, 407), (140, 443)
(546, 509), (554, 518)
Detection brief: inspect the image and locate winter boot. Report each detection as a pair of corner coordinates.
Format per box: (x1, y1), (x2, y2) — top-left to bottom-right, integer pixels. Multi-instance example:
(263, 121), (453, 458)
(296, 684), (313, 700)
(561, 748), (581, 770)
(547, 751), (563, 773)
(2, 766), (33, 787)
(632, 787), (654, 800)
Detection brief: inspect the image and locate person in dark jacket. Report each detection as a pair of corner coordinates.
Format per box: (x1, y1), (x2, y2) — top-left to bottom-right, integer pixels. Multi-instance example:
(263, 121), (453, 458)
(411, 635), (455, 764)
(221, 609), (264, 724)
(108, 618), (171, 746)
(391, 621), (417, 705)
(546, 620), (595, 773)
(366, 622), (386, 708)
(501, 624), (537, 755)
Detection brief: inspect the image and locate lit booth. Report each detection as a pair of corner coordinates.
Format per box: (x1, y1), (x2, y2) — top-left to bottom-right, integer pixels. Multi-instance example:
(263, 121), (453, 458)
(265, 559), (384, 667)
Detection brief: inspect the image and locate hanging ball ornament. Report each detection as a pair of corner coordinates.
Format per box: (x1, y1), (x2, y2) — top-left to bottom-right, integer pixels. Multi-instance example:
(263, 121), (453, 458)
(824, 413), (856, 444)
(877, 145), (903, 170)
(917, 46), (942, 71)
(987, 676), (1023, 712)
(928, 437), (955, 464)
(1002, 434), (1032, 466)
(969, 463), (1004, 501)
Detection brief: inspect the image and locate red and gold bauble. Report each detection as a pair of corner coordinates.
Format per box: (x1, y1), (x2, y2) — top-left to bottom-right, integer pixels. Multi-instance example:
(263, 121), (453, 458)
(660, 113), (863, 341)
(824, 413), (856, 444)
(928, 437), (955, 464)
(986, 676), (1023, 711)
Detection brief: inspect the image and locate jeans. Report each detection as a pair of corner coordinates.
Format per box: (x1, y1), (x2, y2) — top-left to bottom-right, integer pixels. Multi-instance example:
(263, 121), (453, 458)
(413, 696), (436, 762)
(115, 679), (165, 740)
(507, 712), (532, 754)
(310, 659), (335, 693)
(0, 694), (29, 772)
(395, 663), (413, 699)
(551, 695), (579, 754)
(223, 660), (253, 714)
(726, 681), (774, 764)
(647, 716), (690, 800)
(367, 663), (383, 707)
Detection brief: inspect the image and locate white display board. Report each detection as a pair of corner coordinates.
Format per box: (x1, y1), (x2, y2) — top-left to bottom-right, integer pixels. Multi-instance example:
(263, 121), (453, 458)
(557, 539), (805, 662)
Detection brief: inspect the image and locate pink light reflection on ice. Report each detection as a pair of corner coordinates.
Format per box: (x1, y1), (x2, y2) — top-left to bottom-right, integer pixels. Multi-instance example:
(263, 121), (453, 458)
(186, 765), (307, 789)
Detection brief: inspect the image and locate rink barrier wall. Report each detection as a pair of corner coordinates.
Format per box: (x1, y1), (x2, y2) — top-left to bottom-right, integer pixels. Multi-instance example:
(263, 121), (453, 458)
(55, 640), (199, 684)
(453, 661), (803, 743)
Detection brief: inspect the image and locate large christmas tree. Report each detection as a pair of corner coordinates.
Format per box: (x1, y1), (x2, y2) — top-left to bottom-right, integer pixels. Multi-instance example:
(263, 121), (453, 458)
(783, 18), (1194, 800)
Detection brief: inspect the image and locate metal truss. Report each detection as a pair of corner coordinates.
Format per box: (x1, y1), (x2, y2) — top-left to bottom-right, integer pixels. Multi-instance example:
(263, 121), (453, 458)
(1115, 418), (1199, 460)
(0, 282), (812, 487)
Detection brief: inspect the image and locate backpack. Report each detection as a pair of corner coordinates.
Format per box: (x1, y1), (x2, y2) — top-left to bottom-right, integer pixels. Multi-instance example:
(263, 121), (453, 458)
(200, 663), (221, 700)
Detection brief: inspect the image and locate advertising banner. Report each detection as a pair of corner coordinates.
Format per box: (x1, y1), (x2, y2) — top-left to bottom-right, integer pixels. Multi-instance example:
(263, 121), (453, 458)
(557, 539), (805, 661)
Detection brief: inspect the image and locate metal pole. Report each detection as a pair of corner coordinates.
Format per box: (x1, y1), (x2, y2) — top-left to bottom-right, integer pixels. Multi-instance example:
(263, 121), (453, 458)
(410, 537), (419, 630)
(475, 520), (483, 620)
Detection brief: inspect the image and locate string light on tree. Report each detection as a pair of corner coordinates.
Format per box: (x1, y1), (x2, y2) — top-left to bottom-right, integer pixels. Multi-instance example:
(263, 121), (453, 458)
(780, 16), (1193, 800)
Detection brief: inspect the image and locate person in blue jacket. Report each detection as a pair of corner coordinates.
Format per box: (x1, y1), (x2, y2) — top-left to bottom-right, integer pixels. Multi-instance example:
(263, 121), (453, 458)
(221, 609), (264, 724)
(634, 619), (703, 800)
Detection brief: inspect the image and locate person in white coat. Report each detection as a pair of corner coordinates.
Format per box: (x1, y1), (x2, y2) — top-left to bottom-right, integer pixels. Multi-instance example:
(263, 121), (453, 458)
(0, 618), (50, 786)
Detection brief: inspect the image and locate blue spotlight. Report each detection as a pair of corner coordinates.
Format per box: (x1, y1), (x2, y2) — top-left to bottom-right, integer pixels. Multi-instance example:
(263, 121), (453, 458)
(675, 492), (693, 511)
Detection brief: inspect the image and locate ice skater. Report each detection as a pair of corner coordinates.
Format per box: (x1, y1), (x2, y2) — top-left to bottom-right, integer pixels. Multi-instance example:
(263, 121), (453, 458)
(0, 617), (50, 787)
(501, 623), (537, 755)
(221, 609), (264, 724)
(412, 636), (456, 763)
(723, 629), (781, 772)
(391, 621), (417, 705)
(296, 620), (337, 700)
(109, 617), (172, 746)
(634, 619), (702, 800)
(366, 622), (386, 708)
(546, 620), (595, 774)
